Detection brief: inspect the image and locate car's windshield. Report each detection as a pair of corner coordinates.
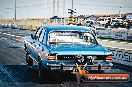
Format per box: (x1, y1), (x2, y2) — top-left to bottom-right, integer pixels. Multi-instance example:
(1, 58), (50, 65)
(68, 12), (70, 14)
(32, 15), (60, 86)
(48, 31), (97, 45)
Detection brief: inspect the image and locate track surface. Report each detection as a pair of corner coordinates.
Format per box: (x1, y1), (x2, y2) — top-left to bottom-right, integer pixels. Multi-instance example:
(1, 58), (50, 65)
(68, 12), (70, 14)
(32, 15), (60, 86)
(0, 28), (132, 87)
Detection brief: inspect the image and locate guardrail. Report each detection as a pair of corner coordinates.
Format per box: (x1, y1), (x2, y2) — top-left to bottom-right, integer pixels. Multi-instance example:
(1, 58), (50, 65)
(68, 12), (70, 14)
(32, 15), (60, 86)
(0, 23), (40, 31)
(20, 25), (39, 30)
(107, 48), (132, 66)
(96, 28), (132, 41)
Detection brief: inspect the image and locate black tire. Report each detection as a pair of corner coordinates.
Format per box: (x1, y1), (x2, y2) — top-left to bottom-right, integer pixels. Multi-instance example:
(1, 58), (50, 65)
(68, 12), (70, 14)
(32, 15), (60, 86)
(26, 53), (33, 66)
(76, 72), (85, 84)
(38, 60), (43, 77)
(97, 70), (105, 73)
(89, 70), (105, 73)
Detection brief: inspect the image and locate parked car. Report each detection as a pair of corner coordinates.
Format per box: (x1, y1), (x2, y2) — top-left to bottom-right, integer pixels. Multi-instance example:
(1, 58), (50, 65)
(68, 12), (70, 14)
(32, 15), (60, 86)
(1, 24), (11, 28)
(24, 25), (113, 76)
(11, 24), (17, 29)
(112, 22), (126, 28)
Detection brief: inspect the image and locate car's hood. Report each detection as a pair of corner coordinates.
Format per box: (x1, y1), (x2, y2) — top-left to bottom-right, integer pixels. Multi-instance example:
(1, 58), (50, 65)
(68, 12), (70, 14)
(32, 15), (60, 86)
(49, 44), (110, 55)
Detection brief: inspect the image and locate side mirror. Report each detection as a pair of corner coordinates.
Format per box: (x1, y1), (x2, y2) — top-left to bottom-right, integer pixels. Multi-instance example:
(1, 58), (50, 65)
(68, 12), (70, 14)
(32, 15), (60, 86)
(31, 34), (34, 40)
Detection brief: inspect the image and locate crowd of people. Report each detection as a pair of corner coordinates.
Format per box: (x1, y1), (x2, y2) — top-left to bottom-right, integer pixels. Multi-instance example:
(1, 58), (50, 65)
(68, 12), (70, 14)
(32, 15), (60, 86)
(75, 19), (132, 29)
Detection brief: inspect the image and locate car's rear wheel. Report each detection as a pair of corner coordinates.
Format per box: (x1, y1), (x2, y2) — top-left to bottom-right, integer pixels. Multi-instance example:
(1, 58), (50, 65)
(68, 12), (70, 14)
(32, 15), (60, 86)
(88, 70), (105, 73)
(38, 59), (43, 77)
(26, 53), (33, 67)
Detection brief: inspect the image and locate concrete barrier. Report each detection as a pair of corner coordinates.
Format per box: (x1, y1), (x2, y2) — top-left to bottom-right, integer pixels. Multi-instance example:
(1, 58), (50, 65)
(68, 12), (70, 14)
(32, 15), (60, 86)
(108, 48), (132, 66)
(30, 25), (39, 31)
(23, 25), (31, 30)
(112, 28), (128, 40)
(127, 29), (132, 40)
(96, 28), (132, 41)
(17, 25), (23, 30)
(96, 29), (113, 38)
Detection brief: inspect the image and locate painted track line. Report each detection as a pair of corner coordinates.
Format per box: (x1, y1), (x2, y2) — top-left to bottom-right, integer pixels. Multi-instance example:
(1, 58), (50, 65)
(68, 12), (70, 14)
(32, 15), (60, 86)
(20, 37), (25, 39)
(16, 36), (21, 38)
(98, 39), (132, 45)
(110, 41), (117, 43)
(10, 34), (15, 37)
(101, 40), (109, 42)
(2, 32), (7, 34)
(104, 46), (132, 51)
(1, 32), (24, 38)
(1, 32), (25, 42)
(128, 43), (132, 45)
(6, 33), (11, 36)
(119, 42), (128, 44)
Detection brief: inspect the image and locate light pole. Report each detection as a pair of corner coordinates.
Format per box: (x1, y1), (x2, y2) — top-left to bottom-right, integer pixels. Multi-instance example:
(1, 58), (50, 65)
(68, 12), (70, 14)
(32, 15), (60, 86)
(119, 6), (121, 17)
(63, 0), (65, 24)
(57, 0), (60, 16)
(15, 0), (16, 20)
(67, 0), (77, 24)
(63, 0), (65, 17)
(53, 0), (56, 16)
(1, 15), (2, 21)
(72, 0), (73, 9)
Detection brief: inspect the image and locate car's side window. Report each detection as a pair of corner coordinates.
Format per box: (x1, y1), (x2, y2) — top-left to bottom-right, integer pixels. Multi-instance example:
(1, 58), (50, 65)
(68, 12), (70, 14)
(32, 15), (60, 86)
(38, 28), (46, 43)
(35, 27), (43, 39)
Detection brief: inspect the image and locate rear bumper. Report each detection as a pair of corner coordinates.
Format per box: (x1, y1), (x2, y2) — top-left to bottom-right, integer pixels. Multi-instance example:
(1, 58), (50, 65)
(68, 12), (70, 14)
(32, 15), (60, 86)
(46, 61), (113, 71)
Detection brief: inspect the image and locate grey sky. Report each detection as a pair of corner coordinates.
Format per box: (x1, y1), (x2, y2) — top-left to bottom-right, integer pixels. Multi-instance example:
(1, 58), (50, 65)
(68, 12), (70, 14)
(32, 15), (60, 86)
(0, 0), (132, 19)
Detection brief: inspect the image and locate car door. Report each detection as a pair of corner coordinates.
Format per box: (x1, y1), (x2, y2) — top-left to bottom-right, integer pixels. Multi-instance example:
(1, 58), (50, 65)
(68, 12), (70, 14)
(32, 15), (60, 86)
(30, 27), (43, 61)
(36, 28), (46, 62)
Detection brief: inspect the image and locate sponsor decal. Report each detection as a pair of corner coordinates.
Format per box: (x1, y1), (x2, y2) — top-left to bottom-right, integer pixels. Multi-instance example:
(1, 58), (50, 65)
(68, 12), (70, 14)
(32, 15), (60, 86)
(96, 30), (112, 38)
(85, 74), (130, 82)
(127, 30), (132, 40)
(110, 49), (132, 66)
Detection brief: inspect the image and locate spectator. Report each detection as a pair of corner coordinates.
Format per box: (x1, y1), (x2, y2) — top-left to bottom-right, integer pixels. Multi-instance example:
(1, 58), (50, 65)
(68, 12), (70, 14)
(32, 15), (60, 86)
(90, 21), (94, 27)
(84, 21), (89, 27)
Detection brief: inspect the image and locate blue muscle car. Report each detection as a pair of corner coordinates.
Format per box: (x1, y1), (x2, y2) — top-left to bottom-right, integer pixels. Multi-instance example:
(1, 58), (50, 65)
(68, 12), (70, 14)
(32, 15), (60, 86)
(24, 25), (113, 76)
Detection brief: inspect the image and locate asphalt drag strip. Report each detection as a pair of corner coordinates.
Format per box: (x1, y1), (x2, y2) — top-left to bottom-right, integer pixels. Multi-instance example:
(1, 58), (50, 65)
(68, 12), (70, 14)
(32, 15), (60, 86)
(0, 28), (132, 87)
